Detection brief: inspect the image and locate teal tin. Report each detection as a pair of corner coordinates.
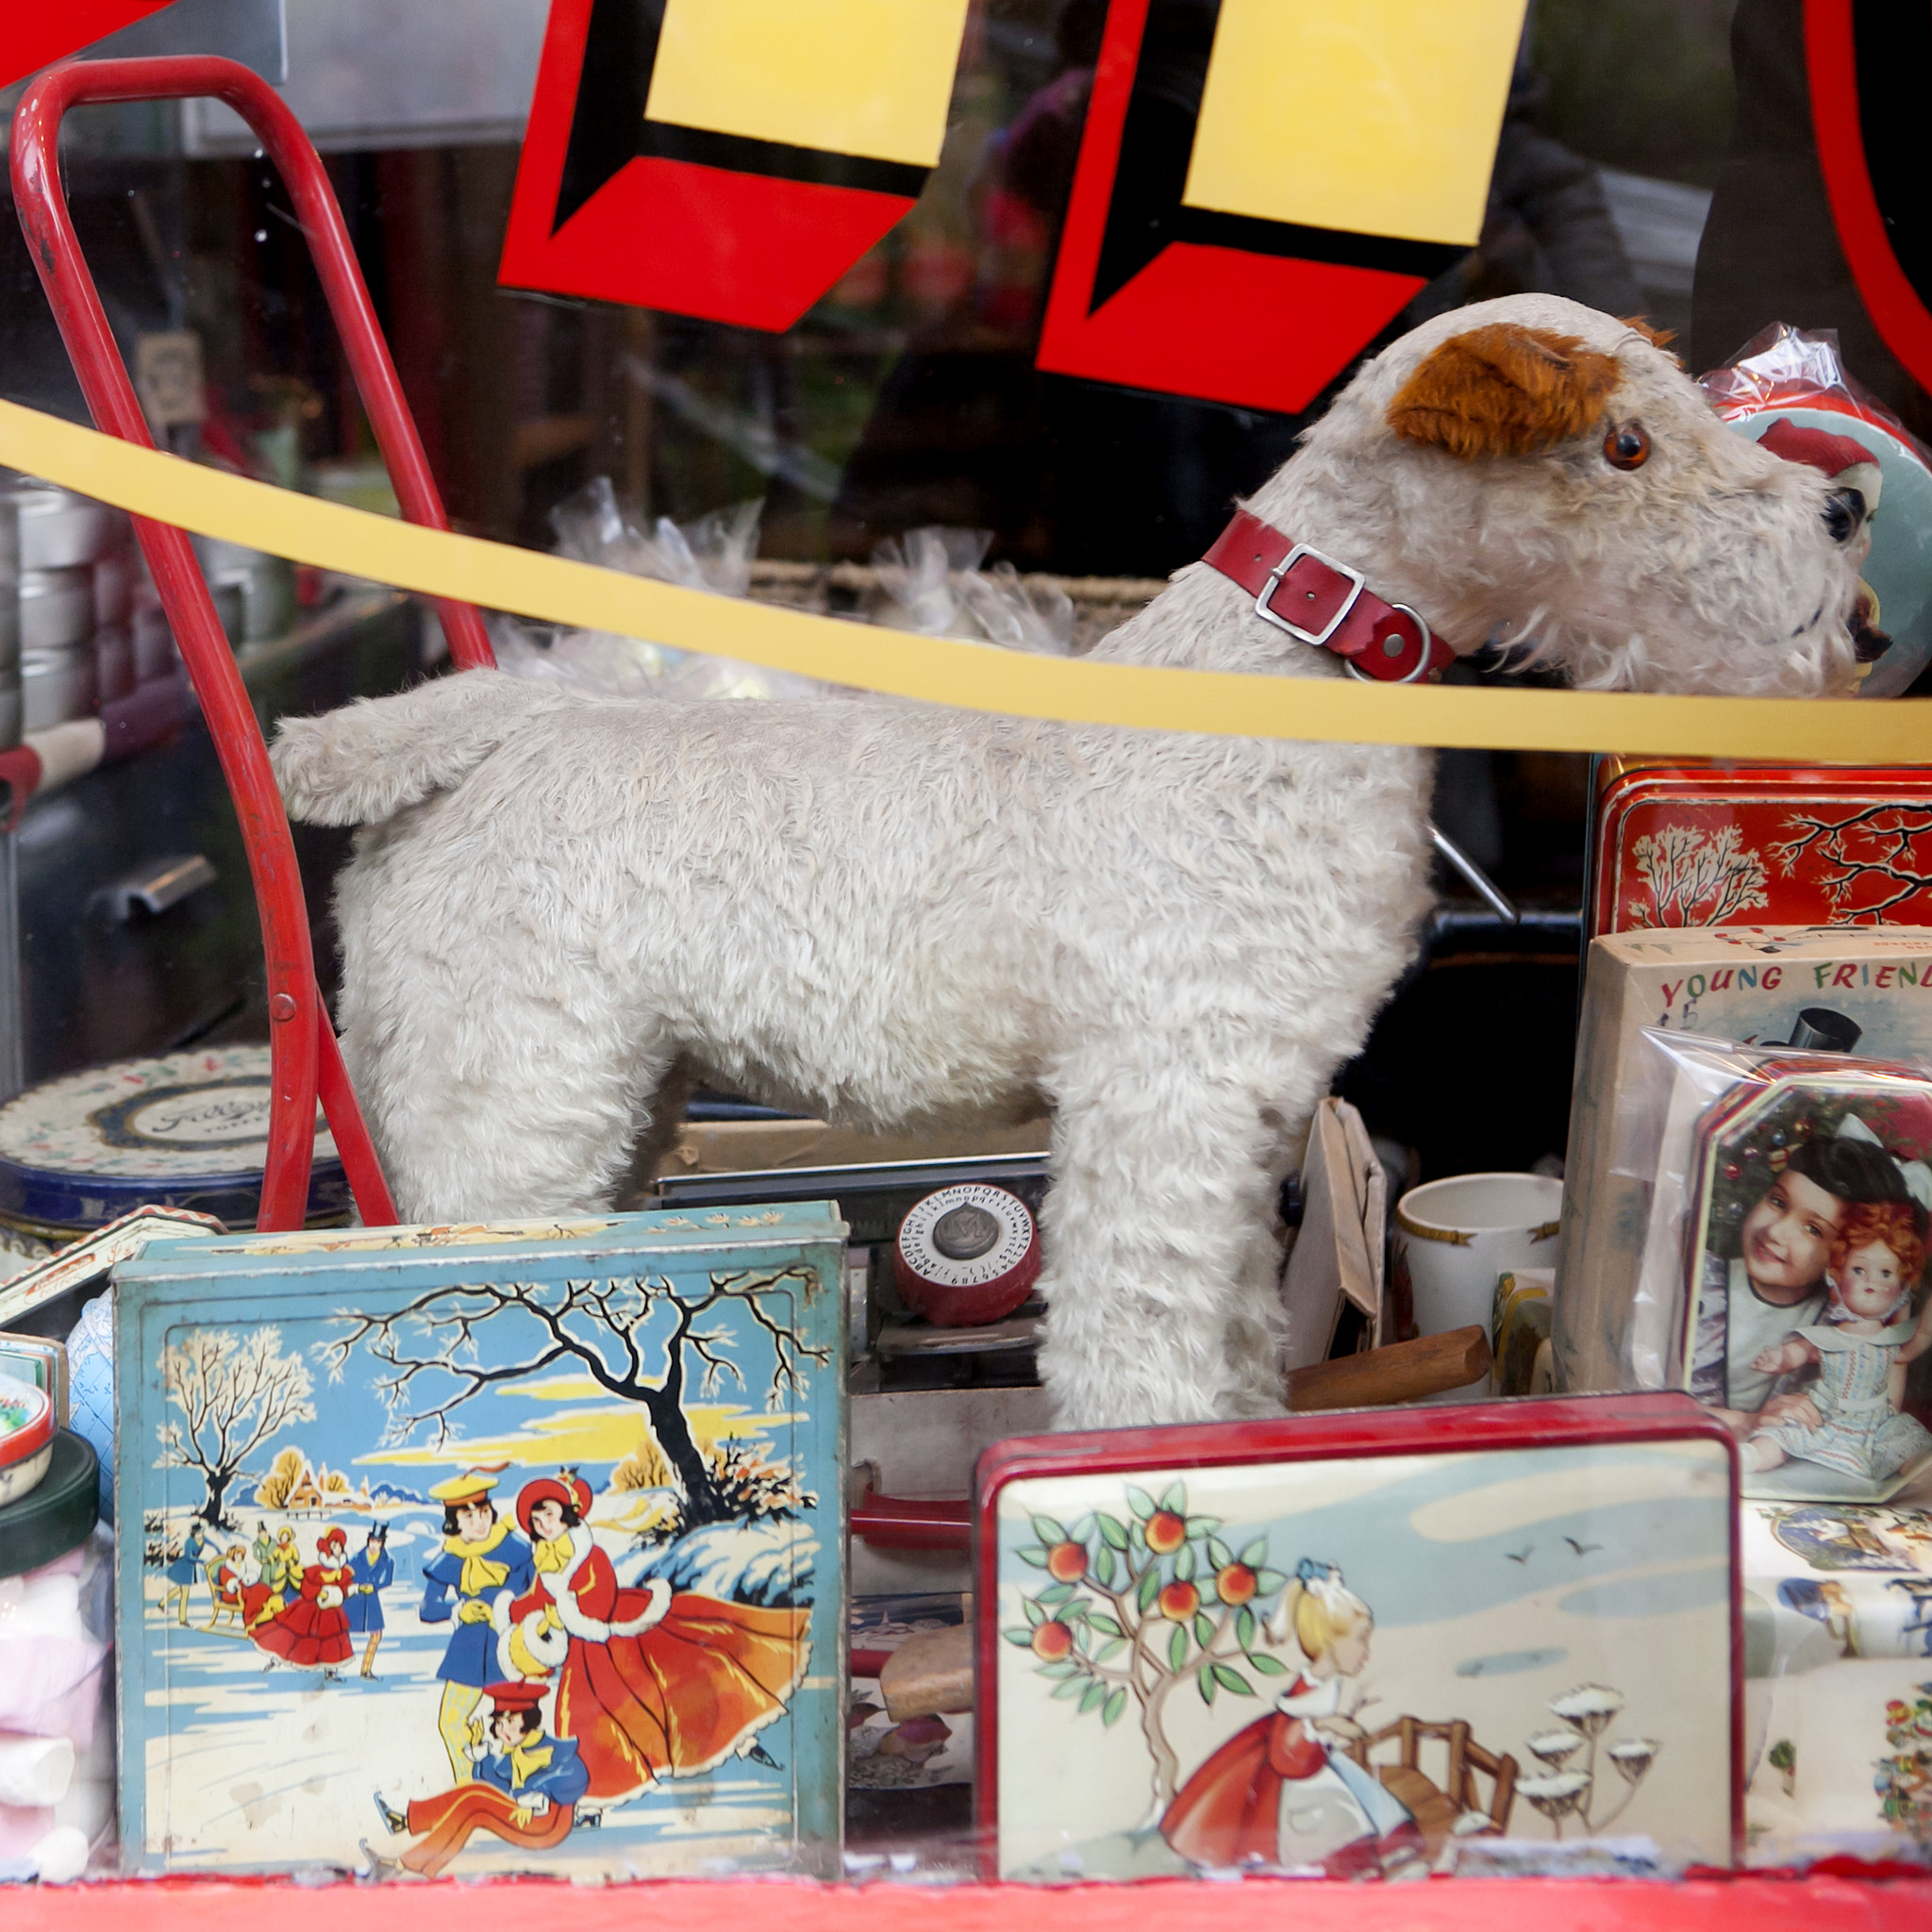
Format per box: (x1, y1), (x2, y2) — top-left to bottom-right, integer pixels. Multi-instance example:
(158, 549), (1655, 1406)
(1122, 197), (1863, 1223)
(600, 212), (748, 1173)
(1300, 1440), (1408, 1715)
(114, 1206), (847, 1879)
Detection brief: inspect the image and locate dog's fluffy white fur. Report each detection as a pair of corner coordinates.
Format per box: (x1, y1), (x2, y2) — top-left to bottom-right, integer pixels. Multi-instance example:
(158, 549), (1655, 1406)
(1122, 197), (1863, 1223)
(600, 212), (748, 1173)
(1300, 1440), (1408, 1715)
(273, 296), (1866, 1430)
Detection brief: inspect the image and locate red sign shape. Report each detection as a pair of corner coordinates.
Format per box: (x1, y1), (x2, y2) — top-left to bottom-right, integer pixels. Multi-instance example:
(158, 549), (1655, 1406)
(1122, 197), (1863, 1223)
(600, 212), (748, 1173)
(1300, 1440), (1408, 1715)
(500, 0), (928, 331)
(0, 3), (179, 90)
(1807, 0), (1932, 397)
(1035, 0), (1463, 416)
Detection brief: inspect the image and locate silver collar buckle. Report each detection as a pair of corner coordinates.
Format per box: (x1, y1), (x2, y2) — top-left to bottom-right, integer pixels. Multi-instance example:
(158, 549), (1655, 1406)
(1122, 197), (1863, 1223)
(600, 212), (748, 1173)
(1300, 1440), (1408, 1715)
(1254, 543), (1366, 648)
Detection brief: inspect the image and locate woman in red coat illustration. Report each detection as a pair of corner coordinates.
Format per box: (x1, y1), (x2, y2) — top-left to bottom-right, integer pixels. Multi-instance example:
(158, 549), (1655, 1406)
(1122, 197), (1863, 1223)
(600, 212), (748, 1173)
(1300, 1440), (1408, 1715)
(492, 1473), (809, 1799)
(249, 1525), (356, 1676)
(1161, 1559), (1421, 1876)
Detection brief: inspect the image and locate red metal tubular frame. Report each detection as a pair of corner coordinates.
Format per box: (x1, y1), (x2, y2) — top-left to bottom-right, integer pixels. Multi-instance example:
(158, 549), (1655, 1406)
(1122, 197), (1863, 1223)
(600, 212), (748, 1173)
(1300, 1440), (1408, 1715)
(9, 56), (499, 1231)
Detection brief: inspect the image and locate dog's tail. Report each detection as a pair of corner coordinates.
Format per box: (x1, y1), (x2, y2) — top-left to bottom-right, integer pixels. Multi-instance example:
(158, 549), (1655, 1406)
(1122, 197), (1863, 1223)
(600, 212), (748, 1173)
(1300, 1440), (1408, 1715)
(271, 669), (568, 825)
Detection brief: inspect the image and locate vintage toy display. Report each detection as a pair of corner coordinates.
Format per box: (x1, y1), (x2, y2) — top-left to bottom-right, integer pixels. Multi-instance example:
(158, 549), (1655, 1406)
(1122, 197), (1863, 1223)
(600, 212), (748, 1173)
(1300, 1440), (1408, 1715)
(4, 0), (1932, 1911)
(272, 294), (1880, 1437)
(112, 1210), (845, 1878)
(977, 1396), (1740, 1880)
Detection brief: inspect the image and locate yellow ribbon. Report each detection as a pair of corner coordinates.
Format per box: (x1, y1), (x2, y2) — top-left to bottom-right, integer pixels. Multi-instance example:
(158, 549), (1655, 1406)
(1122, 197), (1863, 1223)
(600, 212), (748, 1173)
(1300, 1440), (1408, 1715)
(533, 1534), (575, 1576)
(2, 395), (1928, 760)
(508, 1738), (554, 1790)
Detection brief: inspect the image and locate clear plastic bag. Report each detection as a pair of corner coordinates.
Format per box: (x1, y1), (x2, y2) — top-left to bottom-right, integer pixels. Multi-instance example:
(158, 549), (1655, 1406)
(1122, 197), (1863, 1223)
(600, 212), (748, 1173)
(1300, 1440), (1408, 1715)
(870, 527), (1074, 656)
(498, 490), (1078, 704)
(496, 481), (825, 702)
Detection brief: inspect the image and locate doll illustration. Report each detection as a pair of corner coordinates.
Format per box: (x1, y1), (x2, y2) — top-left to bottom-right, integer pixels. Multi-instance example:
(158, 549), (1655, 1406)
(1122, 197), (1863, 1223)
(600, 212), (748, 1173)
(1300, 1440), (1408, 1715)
(345, 1522), (394, 1679)
(420, 1470), (536, 1782)
(247, 1526), (356, 1675)
(1743, 1199), (1932, 1483)
(372, 1679), (590, 1876)
(491, 1472), (810, 1800)
(1160, 1559), (1422, 1876)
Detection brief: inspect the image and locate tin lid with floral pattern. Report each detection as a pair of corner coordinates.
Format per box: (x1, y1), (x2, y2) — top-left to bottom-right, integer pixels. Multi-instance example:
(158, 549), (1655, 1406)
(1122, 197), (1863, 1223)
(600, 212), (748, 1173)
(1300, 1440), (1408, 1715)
(0, 1046), (346, 1231)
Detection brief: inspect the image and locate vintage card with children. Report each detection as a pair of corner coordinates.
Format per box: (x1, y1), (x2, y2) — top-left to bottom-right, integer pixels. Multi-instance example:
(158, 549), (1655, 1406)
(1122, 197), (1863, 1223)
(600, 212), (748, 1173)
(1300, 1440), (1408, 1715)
(114, 1208), (845, 1877)
(1679, 1060), (1932, 1504)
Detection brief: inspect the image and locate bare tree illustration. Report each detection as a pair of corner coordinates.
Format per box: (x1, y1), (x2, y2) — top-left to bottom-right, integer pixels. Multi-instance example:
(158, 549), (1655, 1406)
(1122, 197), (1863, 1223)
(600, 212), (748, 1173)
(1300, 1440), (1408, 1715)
(322, 1269), (827, 1528)
(1770, 806), (1932, 921)
(158, 1327), (316, 1529)
(1627, 824), (1770, 927)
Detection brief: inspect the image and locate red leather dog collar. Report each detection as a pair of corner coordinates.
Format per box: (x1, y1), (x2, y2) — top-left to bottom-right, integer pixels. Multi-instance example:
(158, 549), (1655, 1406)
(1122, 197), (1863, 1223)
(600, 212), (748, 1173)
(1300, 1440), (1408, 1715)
(1203, 508), (1457, 683)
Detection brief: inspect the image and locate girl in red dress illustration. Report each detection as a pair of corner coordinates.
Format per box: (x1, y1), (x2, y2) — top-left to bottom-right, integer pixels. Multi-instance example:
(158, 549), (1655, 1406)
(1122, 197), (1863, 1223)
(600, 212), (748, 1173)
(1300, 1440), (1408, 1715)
(491, 1473), (810, 1799)
(1161, 1558), (1422, 1876)
(248, 1525), (356, 1677)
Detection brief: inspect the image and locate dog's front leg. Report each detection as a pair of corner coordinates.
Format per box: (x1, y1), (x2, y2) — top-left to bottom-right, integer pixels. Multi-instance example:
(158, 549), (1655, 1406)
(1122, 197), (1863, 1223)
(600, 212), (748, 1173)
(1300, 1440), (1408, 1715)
(1033, 1058), (1294, 1431)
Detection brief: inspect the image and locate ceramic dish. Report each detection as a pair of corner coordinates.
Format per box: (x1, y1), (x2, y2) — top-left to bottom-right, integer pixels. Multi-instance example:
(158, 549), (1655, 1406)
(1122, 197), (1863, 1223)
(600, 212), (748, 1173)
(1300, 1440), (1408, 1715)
(0, 1379), (54, 1506)
(22, 649), (95, 730)
(19, 567), (93, 650)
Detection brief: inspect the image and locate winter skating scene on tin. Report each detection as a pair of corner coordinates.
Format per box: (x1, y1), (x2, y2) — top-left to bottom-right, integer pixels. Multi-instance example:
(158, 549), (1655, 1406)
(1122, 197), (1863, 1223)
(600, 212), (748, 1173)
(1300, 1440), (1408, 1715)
(121, 1224), (843, 1878)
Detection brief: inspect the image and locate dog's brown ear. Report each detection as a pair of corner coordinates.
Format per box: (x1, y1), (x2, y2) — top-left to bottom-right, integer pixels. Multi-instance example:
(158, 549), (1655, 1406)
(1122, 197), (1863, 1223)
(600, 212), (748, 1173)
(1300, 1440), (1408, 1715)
(1387, 324), (1622, 460)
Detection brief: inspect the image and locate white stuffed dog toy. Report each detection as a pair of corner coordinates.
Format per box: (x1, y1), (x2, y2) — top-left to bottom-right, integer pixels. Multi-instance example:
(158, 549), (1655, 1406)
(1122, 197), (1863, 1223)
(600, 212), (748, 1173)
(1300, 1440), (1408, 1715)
(273, 295), (1873, 1430)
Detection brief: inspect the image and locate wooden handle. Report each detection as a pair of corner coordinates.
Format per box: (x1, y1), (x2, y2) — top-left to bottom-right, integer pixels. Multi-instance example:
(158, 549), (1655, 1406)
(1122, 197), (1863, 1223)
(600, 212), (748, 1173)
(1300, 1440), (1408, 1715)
(1288, 1325), (1491, 1412)
(879, 1623), (974, 1721)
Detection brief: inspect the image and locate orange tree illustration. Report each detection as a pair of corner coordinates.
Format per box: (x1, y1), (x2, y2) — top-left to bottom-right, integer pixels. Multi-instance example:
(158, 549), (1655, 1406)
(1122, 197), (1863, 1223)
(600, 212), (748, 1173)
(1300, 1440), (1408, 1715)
(1005, 1478), (1290, 1810)
(323, 1268), (827, 1528)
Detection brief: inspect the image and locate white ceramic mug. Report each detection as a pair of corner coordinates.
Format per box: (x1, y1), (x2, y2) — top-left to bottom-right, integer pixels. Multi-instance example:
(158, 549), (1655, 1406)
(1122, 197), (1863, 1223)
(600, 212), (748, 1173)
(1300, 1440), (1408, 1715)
(1392, 1172), (1564, 1352)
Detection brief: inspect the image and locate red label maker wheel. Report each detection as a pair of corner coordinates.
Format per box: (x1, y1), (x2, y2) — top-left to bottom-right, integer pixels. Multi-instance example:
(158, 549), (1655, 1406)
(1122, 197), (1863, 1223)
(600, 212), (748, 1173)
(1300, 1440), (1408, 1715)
(892, 1183), (1041, 1328)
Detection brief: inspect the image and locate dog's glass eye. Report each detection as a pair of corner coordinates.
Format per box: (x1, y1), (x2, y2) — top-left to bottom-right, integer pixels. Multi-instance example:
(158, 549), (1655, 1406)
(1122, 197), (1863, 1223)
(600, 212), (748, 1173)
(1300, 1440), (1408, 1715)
(1605, 424), (1650, 470)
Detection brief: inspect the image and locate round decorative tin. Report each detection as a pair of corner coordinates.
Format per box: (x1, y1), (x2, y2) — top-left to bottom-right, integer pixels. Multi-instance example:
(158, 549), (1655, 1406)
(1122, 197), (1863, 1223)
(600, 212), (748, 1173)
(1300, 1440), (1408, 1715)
(893, 1182), (1041, 1328)
(0, 1430), (98, 1579)
(0, 1378), (54, 1506)
(0, 1046), (348, 1234)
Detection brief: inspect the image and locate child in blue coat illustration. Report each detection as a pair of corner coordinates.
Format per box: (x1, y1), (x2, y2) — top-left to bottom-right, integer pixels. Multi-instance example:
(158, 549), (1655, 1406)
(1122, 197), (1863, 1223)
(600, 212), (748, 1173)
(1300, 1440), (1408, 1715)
(345, 1522), (395, 1679)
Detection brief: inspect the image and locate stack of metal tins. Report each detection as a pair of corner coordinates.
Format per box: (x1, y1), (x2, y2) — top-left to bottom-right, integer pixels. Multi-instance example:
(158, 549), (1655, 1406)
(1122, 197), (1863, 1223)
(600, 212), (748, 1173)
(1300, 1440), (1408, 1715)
(14, 478), (130, 732)
(0, 491), (17, 747)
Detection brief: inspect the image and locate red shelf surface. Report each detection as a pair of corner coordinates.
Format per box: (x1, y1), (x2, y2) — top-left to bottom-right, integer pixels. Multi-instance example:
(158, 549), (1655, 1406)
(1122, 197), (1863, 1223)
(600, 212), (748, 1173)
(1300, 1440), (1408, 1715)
(12, 1876), (1932, 1929)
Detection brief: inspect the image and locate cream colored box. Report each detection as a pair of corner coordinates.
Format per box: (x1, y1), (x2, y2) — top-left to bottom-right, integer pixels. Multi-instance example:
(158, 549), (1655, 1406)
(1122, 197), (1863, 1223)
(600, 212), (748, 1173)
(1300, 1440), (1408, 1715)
(1554, 925), (1932, 1392)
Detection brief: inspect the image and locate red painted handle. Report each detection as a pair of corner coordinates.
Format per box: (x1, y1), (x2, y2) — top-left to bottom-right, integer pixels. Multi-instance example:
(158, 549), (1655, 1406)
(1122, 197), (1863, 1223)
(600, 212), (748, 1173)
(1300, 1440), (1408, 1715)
(9, 56), (499, 1230)
(851, 1491), (973, 1551)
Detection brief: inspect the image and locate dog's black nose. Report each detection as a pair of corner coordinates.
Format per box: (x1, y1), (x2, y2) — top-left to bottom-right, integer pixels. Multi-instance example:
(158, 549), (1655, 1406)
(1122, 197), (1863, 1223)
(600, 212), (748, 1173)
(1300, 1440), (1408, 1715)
(1824, 486), (1866, 543)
